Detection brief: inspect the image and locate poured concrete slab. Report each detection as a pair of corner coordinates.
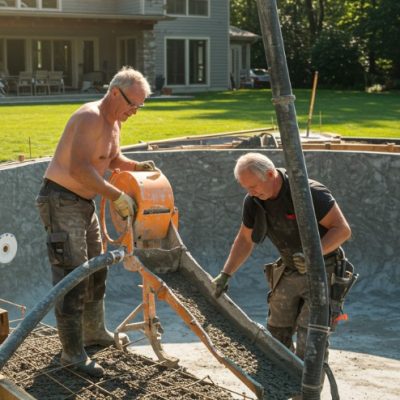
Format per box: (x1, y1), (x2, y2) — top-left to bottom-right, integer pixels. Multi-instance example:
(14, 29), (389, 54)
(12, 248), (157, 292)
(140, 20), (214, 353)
(0, 149), (399, 399)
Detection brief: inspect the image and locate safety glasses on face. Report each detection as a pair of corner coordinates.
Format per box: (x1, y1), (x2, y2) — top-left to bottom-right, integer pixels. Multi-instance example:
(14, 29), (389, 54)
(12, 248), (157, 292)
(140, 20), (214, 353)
(118, 87), (145, 110)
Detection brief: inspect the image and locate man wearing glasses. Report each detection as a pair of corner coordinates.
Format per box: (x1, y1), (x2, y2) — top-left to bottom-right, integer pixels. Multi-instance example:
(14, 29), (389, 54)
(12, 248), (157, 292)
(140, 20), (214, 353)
(36, 66), (155, 377)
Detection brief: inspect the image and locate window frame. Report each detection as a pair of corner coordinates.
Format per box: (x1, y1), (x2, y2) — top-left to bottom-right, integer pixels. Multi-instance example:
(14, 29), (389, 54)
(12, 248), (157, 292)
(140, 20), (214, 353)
(116, 37), (138, 71)
(165, 0), (209, 18)
(0, 0), (60, 10)
(164, 36), (210, 87)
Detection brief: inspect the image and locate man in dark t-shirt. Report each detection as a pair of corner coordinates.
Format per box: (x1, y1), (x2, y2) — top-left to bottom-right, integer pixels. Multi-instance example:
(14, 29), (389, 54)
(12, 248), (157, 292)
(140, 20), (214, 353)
(212, 152), (352, 362)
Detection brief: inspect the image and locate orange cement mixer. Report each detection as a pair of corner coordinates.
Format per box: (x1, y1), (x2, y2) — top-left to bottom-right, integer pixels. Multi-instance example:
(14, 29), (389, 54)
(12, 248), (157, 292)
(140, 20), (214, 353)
(100, 169), (178, 254)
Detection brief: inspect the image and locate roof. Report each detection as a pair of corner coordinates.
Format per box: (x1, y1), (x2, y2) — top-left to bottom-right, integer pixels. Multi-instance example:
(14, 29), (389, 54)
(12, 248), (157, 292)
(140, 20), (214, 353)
(229, 25), (260, 42)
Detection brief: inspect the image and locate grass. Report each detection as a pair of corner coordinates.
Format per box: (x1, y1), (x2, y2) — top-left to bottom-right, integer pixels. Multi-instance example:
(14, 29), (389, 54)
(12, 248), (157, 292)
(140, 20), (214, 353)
(0, 89), (399, 162)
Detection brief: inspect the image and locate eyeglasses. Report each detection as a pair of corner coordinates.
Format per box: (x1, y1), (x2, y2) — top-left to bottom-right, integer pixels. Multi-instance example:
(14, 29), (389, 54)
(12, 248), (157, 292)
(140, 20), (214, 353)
(118, 87), (144, 110)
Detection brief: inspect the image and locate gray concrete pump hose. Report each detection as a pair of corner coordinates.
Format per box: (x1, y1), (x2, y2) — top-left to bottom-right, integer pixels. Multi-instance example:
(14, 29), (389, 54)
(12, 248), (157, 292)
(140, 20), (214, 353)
(0, 248), (125, 370)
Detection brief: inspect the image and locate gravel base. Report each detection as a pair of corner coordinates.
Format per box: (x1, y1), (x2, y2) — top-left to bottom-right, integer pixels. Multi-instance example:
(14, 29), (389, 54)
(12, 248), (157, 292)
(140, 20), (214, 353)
(160, 271), (301, 400)
(1, 324), (236, 399)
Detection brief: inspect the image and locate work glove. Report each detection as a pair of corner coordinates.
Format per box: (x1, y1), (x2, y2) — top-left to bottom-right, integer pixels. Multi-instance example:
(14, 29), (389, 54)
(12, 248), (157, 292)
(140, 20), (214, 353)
(135, 160), (156, 171)
(292, 252), (307, 274)
(113, 192), (137, 219)
(212, 272), (231, 298)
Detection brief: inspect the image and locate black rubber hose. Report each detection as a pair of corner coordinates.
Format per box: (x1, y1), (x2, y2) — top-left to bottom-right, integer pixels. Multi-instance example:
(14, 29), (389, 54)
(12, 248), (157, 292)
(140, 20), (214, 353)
(0, 248), (125, 370)
(256, 1), (330, 399)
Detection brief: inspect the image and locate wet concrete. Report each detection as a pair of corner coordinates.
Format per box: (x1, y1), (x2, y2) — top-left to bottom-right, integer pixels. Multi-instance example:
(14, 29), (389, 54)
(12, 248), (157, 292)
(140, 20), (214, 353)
(0, 150), (399, 397)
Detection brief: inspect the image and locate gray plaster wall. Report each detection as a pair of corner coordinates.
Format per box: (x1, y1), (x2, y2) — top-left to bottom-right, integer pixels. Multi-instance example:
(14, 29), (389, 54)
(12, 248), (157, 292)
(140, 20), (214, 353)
(0, 150), (399, 357)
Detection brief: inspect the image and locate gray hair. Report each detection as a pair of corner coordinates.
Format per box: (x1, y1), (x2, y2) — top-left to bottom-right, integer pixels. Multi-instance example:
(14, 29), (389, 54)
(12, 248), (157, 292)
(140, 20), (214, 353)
(108, 66), (152, 97)
(234, 153), (275, 181)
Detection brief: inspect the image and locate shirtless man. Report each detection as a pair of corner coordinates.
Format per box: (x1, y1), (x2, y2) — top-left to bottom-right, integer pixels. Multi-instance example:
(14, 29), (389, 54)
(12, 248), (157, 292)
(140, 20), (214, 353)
(36, 67), (154, 377)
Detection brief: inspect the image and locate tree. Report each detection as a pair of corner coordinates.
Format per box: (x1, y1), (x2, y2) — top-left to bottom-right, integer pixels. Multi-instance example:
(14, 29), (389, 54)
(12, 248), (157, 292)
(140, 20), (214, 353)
(341, 0), (400, 87)
(230, 0), (400, 89)
(311, 29), (364, 88)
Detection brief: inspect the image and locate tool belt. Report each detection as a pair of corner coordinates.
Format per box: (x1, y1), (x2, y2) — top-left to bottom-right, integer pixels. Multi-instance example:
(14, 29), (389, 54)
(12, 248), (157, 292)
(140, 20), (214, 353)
(264, 249), (358, 329)
(329, 249), (358, 330)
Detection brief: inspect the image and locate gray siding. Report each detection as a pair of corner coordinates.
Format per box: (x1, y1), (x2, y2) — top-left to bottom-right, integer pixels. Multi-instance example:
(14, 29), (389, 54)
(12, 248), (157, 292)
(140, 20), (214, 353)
(116, 0), (142, 14)
(154, 0), (230, 92)
(116, 0), (164, 15)
(62, 0), (163, 15)
(62, 0), (116, 14)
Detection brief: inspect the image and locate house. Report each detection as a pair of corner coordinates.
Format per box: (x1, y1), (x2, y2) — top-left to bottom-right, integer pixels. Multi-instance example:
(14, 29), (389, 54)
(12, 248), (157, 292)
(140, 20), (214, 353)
(229, 25), (259, 89)
(0, 0), (255, 93)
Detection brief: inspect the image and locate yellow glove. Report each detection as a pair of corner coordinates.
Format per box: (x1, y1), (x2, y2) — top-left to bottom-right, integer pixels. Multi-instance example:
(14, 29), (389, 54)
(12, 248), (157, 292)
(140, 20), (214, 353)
(113, 192), (137, 219)
(135, 160), (156, 171)
(212, 272), (231, 298)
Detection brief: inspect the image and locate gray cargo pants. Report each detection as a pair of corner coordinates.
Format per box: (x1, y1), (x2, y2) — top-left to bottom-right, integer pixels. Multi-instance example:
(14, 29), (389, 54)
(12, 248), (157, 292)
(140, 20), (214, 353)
(36, 179), (105, 318)
(265, 255), (337, 360)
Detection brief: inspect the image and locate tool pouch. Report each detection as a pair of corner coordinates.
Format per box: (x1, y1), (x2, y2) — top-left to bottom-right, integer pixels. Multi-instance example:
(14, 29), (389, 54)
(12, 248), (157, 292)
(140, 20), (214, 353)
(47, 231), (72, 268)
(330, 257), (358, 330)
(264, 258), (285, 292)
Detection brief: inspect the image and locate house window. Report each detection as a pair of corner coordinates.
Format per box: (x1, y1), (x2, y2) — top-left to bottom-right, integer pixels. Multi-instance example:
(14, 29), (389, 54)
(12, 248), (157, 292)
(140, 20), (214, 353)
(0, 0), (16, 6)
(21, 0), (37, 7)
(167, 39), (185, 85)
(166, 0), (185, 14)
(166, 38), (208, 86)
(2, 0), (59, 9)
(166, 0), (208, 16)
(119, 38), (137, 69)
(42, 0), (57, 8)
(6, 39), (25, 75)
(188, 0), (208, 16)
(241, 45), (247, 69)
(53, 40), (72, 85)
(83, 41), (94, 74)
(0, 39), (5, 73)
(189, 40), (206, 84)
(32, 40), (52, 70)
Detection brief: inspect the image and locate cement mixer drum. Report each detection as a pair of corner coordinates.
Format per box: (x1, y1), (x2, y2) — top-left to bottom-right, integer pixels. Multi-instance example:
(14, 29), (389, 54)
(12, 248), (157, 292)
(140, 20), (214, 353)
(109, 170), (178, 243)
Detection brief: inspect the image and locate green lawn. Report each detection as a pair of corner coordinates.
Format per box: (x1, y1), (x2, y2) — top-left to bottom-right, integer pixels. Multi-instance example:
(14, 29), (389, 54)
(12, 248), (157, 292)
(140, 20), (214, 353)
(1, 89), (399, 162)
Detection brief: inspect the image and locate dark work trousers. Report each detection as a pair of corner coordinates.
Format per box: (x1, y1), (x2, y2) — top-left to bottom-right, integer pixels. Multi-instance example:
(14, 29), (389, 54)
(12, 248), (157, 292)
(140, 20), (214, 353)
(36, 179), (105, 320)
(267, 256), (337, 361)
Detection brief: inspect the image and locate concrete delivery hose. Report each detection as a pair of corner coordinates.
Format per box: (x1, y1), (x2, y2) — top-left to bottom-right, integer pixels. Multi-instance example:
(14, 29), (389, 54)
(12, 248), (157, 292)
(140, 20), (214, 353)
(0, 248), (125, 370)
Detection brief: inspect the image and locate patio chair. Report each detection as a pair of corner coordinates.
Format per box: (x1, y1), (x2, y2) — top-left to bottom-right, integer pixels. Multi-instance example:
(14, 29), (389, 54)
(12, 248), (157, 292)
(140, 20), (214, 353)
(16, 71), (33, 96)
(81, 71), (105, 93)
(33, 70), (50, 95)
(48, 71), (65, 94)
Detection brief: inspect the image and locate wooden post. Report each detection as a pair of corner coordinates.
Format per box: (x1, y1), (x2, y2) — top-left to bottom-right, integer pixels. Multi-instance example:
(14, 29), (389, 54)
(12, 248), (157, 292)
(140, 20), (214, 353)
(0, 308), (9, 344)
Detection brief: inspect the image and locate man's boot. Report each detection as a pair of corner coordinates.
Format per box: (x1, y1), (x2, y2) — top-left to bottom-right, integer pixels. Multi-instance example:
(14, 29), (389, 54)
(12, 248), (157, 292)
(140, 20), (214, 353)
(83, 300), (129, 347)
(57, 314), (104, 377)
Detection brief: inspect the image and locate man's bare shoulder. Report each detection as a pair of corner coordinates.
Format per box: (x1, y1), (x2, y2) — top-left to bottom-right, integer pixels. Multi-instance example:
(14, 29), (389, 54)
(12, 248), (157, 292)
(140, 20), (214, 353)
(72, 100), (102, 121)
(67, 101), (104, 132)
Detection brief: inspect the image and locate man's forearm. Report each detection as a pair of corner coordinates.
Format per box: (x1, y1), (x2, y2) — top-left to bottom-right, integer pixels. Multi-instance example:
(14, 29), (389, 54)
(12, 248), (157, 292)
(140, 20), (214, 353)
(109, 153), (136, 171)
(321, 226), (351, 255)
(222, 238), (254, 276)
(70, 163), (121, 200)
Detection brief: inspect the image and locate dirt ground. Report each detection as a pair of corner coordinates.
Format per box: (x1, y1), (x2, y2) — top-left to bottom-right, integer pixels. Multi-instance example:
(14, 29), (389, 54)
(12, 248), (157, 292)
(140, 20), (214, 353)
(3, 324), (399, 400)
(135, 342), (400, 400)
